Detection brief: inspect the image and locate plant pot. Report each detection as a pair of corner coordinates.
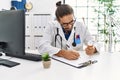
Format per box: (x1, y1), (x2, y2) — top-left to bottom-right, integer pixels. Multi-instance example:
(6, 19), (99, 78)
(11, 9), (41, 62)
(42, 60), (51, 69)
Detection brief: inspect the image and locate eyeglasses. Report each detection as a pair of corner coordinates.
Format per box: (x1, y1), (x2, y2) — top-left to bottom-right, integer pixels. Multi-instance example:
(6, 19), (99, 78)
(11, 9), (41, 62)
(61, 19), (76, 27)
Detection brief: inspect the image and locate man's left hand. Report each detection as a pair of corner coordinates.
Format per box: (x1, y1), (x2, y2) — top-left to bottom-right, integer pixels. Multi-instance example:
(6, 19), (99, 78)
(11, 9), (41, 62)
(85, 45), (97, 55)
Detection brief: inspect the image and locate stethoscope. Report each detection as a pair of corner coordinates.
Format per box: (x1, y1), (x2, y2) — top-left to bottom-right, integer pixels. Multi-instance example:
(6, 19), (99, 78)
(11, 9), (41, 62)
(55, 28), (63, 49)
(72, 27), (76, 47)
(55, 26), (77, 49)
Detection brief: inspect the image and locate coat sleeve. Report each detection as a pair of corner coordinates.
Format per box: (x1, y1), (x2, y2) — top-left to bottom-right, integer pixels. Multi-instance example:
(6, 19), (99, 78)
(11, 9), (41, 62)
(80, 22), (101, 53)
(38, 21), (61, 56)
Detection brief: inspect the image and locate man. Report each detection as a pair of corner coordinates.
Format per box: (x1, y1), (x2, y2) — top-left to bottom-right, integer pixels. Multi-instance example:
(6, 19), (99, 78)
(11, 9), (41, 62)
(39, 2), (100, 60)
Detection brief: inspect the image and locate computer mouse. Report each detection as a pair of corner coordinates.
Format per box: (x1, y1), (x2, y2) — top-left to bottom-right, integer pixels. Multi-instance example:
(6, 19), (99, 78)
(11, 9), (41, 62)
(0, 53), (2, 56)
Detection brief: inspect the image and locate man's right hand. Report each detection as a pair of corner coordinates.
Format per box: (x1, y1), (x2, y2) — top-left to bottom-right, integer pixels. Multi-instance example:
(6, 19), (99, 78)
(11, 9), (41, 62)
(55, 50), (80, 60)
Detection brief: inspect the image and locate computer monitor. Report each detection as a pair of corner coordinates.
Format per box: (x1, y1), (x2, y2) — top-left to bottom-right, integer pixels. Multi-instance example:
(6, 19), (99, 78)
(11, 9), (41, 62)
(0, 10), (25, 55)
(0, 10), (41, 61)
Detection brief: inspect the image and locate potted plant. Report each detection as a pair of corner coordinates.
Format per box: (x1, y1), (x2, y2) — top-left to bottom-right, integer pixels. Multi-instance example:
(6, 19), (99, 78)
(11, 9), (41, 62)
(92, 0), (119, 52)
(42, 52), (51, 69)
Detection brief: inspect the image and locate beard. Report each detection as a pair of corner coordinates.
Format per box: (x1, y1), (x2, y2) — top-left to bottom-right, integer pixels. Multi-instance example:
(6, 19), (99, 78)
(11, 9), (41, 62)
(64, 28), (71, 31)
(64, 26), (73, 32)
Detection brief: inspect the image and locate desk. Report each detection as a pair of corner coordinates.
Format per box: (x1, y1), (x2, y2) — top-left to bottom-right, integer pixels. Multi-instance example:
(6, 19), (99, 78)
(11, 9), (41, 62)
(0, 51), (120, 80)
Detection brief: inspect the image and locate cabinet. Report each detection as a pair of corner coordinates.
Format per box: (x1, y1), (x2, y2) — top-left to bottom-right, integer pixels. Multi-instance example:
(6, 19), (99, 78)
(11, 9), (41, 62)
(25, 13), (51, 50)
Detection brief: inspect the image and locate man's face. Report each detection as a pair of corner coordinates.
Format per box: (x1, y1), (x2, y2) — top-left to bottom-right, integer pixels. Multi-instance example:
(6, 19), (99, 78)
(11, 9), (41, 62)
(59, 14), (75, 31)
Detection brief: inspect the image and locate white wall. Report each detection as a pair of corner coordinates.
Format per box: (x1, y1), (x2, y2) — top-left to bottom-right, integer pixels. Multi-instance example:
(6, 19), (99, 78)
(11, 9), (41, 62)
(0, 0), (61, 20)
(25, 0), (62, 50)
(28, 0), (57, 13)
(0, 0), (61, 15)
(0, 0), (62, 50)
(0, 0), (11, 10)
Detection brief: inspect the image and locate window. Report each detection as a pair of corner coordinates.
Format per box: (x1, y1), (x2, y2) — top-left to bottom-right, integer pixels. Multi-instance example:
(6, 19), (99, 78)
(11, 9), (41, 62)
(65, 0), (120, 41)
(65, 0), (120, 51)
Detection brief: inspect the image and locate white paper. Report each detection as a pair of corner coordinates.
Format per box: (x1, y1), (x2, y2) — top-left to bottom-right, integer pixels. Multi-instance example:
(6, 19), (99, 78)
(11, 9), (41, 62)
(52, 51), (99, 68)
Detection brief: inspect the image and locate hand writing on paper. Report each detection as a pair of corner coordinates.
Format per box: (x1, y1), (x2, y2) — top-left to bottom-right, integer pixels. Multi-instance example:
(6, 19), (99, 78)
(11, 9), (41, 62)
(55, 50), (80, 60)
(85, 45), (97, 55)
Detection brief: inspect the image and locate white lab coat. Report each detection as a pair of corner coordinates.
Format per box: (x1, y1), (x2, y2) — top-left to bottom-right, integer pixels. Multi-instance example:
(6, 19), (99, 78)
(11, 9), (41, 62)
(39, 20), (100, 56)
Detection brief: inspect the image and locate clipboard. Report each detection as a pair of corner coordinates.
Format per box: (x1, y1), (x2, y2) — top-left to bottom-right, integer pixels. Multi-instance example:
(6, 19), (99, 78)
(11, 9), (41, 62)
(52, 52), (98, 68)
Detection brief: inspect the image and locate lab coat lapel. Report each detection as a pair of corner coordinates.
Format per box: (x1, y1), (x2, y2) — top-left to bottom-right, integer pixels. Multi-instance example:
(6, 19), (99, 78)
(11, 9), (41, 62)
(66, 25), (75, 48)
(56, 21), (66, 42)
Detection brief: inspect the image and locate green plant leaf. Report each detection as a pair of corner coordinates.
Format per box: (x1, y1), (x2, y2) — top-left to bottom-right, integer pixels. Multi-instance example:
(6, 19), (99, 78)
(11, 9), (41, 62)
(42, 53), (50, 61)
(98, 0), (114, 3)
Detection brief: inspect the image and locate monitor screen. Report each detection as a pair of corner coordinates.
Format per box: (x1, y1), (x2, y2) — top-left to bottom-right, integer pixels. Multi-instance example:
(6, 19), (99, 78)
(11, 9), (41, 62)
(0, 10), (25, 56)
(0, 10), (41, 61)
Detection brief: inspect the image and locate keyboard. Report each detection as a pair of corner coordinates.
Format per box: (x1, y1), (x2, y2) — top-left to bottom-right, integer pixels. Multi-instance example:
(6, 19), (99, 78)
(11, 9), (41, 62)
(22, 53), (42, 61)
(6, 53), (42, 61)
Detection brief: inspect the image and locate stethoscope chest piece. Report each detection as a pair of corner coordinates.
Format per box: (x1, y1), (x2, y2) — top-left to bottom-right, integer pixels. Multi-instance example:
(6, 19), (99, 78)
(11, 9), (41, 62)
(72, 29), (76, 47)
(72, 42), (76, 47)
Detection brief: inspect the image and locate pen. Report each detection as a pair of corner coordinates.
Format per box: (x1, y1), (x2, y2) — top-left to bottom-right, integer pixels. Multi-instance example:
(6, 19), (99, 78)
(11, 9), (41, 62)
(78, 60), (98, 68)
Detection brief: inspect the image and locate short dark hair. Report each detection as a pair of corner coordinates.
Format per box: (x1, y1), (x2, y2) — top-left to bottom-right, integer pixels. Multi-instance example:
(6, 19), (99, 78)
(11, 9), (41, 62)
(55, 1), (74, 21)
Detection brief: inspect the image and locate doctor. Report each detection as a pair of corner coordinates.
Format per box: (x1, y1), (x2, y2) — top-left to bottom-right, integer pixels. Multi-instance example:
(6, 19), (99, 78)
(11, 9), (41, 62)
(39, 2), (100, 60)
